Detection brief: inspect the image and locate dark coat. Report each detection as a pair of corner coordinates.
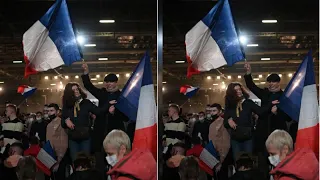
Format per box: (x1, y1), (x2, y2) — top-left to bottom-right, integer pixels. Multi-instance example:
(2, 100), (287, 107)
(81, 74), (131, 151)
(244, 74), (292, 151)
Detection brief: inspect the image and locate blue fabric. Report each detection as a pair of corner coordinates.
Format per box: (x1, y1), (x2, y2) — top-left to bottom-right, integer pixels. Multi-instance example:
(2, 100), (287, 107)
(205, 140), (220, 160)
(201, 0), (245, 66)
(43, 140), (56, 160)
(231, 139), (253, 160)
(185, 88), (199, 98)
(69, 139), (91, 161)
(115, 51), (153, 121)
(39, 0), (82, 65)
(23, 88), (37, 98)
(278, 50), (315, 121)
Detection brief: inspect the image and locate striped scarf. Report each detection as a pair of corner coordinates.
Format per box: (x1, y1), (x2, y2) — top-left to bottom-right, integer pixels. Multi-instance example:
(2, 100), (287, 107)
(74, 100), (81, 117)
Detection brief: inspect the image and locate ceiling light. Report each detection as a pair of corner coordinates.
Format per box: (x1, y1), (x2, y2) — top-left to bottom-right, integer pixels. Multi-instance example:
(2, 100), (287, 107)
(279, 74), (282, 77)
(175, 61), (185, 63)
(261, 58), (271, 61)
(261, 82), (266, 84)
(253, 78), (260, 81)
(59, 84), (64, 89)
(116, 74), (120, 77)
(77, 36), (85, 45)
(267, 74), (270, 76)
(259, 75), (263, 78)
(163, 82), (167, 84)
(44, 76), (49, 80)
(54, 76), (58, 79)
(91, 78), (97, 81)
(221, 84), (226, 89)
(99, 20), (115, 23)
(96, 74), (100, 78)
(84, 44), (96, 47)
(227, 76), (231, 79)
(50, 84), (56, 86)
(238, 75), (241, 79)
(0, 87), (2, 91)
(75, 75), (79, 79)
(0, 81), (4, 84)
(65, 76), (69, 79)
(222, 81), (225, 84)
(207, 76), (212, 80)
(98, 58), (109, 61)
(217, 76), (220, 80)
(125, 73), (130, 77)
(288, 73), (293, 77)
(247, 44), (259, 47)
(213, 84), (219, 86)
(209, 88), (212, 90)
(105, 74), (108, 77)
(262, 20), (277, 23)
(13, 61), (22, 64)
(162, 87), (165, 91)
(59, 81), (62, 85)
(98, 82), (103, 84)
(239, 36), (247, 44)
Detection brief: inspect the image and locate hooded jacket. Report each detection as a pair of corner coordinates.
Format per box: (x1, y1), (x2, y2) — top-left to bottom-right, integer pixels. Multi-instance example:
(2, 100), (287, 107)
(270, 148), (319, 180)
(107, 149), (156, 180)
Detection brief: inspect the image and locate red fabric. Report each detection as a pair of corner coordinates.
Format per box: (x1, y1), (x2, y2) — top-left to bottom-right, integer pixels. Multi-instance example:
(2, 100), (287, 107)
(23, 53), (38, 78)
(186, 145), (213, 176)
(270, 148), (319, 180)
(295, 123), (319, 160)
(107, 149), (156, 180)
(24, 145), (51, 176)
(133, 124), (157, 160)
(186, 54), (200, 78)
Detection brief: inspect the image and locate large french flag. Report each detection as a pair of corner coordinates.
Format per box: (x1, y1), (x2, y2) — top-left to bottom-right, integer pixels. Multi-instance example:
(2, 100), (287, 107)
(199, 141), (220, 176)
(180, 85), (199, 98)
(23, 0), (82, 78)
(278, 50), (319, 159)
(17, 85), (37, 98)
(185, 0), (244, 78)
(116, 51), (157, 159)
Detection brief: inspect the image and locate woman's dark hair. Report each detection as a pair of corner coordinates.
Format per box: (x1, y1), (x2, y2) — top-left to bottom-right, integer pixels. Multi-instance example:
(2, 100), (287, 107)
(73, 152), (93, 170)
(62, 82), (87, 108)
(225, 82), (249, 108)
(16, 156), (37, 180)
(179, 156), (200, 180)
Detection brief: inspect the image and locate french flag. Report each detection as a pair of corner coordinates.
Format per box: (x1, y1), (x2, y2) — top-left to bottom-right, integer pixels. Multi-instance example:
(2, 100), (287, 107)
(180, 85), (199, 98)
(185, 0), (244, 78)
(17, 85), (37, 98)
(278, 50), (319, 159)
(23, 0), (82, 78)
(116, 51), (157, 159)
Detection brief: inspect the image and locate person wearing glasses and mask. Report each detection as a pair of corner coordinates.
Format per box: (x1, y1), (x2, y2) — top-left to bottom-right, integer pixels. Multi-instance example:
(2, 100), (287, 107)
(192, 110), (210, 146)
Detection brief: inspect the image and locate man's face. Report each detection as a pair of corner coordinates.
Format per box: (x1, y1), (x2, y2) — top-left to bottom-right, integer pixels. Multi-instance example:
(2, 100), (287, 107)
(211, 107), (221, 116)
(47, 107), (57, 116)
(36, 113), (42, 120)
(168, 107), (176, 118)
(9, 146), (22, 156)
(268, 81), (281, 93)
(72, 85), (81, 97)
(104, 143), (126, 162)
(199, 113), (205, 120)
(234, 85), (243, 98)
(171, 146), (185, 156)
(104, 81), (117, 90)
(43, 107), (48, 114)
(5, 107), (14, 117)
(267, 144), (289, 162)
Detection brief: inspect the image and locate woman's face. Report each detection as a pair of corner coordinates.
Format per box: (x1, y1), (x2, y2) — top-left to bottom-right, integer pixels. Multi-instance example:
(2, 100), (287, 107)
(234, 85), (243, 98)
(72, 85), (81, 97)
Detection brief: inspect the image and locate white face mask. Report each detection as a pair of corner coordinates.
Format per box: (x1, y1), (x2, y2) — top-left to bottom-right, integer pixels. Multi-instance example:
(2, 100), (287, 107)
(106, 154), (118, 167)
(36, 117), (42, 121)
(199, 117), (204, 121)
(206, 114), (211, 118)
(191, 118), (196, 121)
(44, 114), (49, 119)
(268, 154), (280, 167)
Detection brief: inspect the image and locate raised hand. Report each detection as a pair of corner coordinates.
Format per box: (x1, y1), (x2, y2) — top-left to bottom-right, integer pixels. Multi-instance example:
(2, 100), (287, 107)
(244, 62), (251, 74)
(82, 63), (89, 74)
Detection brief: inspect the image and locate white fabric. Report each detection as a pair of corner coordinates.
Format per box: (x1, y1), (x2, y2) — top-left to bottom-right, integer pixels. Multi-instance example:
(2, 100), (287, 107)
(23, 21), (64, 71)
(186, 21), (227, 71)
(298, 84), (319, 129)
(135, 84), (157, 129)
(199, 148), (219, 169)
(36, 148), (57, 169)
(186, 86), (198, 93)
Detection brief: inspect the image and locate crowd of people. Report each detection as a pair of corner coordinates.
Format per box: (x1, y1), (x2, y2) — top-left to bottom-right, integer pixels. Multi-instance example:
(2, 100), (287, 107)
(161, 63), (319, 180)
(0, 63), (156, 180)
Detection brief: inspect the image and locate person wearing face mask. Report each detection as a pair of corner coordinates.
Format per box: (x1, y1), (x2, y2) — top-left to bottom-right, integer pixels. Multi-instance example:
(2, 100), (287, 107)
(61, 83), (110, 162)
(103, 130), (156, 180)
(224, 83), (279, 161)
(208, 103), (230, 179)
(192, 111), (210, 146)
(30, 112), (47, 145)
(43, 104), (50, 121)
(265, 130), (318, 180)
(244, 62), (293, 179)
(205, 105), (212, 121)
(187, 114), (198, 137)
(46, 103), (68, 180)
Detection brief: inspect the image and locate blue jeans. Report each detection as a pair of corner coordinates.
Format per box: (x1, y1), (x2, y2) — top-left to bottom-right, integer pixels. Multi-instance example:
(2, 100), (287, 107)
(69, 139), (91, 161)
(231, 139), (253, 160)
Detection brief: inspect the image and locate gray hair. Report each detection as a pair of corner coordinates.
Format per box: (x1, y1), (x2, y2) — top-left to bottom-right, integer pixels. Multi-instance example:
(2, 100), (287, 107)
(103, 130), (131, 153)
(265, 130), (293, 153)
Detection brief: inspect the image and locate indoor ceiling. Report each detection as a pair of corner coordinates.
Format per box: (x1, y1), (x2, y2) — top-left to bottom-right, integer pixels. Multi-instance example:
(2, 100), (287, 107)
(163, 0), (319, 91)
(0, 0), (157, 90)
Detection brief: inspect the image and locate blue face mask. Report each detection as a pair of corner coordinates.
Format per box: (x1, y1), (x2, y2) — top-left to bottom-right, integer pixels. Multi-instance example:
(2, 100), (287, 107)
(268, 154), (280, 167)
(106, 154), (118, 167)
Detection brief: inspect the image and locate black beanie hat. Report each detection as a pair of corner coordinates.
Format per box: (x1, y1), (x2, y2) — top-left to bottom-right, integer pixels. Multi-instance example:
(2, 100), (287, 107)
(104, 74), (118, 82)
(266, 73), (281, 82)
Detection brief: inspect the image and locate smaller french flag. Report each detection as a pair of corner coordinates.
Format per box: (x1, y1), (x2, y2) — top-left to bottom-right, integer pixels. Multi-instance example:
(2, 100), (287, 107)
(36, 141), (57, 174)
(200, 141), (220, 170)
(17, 85), (37, 98)
(180, 85), (199, 98)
